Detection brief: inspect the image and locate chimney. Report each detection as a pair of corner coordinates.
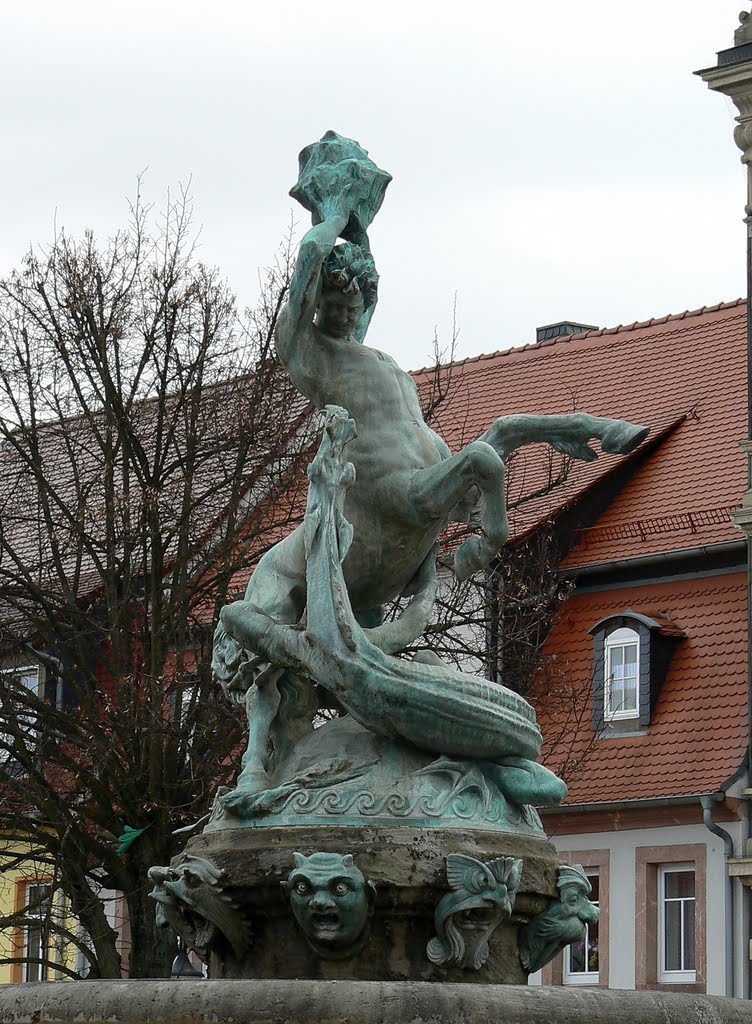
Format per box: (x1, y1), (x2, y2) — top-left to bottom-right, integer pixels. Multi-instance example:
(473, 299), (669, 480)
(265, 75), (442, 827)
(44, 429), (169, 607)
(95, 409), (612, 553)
(535, 321), (598, 344)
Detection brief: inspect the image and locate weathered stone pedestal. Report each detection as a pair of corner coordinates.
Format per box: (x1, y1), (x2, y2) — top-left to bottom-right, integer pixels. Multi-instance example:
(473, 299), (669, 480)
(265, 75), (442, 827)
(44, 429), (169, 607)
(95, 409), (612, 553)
(3, 980), (752, 1024)
(185, 824), (559, 983)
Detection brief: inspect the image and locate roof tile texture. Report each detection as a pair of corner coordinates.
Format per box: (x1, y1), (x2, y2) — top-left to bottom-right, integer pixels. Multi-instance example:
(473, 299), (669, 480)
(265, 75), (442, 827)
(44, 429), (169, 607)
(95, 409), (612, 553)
(417, 301), (747, 565)
(415, 301), (749, 804)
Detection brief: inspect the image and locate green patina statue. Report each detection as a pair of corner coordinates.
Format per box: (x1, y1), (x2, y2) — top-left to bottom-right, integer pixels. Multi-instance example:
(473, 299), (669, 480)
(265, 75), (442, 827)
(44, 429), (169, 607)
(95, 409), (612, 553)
(151, 134), (650, 979)
(518, 864), (599, 974)
(148, 856), (251, 963)
(221, 406), (546, 775)
(207, 133), (650, 834)
(282, 851), (376, 959)
(427, 854), (524, 970)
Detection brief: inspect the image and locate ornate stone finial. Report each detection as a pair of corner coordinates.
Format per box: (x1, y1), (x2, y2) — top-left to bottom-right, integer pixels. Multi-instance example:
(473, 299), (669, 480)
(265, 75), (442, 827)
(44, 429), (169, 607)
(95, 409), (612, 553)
(282, 851), (376, 959)
(735, 9), (752, 46)
(427, 854), (523, 971)
(518, 863), (599, 974)
(148, 856), (251, 962)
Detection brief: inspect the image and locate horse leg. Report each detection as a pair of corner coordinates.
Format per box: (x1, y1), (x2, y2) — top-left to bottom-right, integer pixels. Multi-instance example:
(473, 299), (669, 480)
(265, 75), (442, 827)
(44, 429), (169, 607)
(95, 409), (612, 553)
(218, 529), (309, 804)
(364, 546), (439, 654)
(222, 664), (284, 811)
(479, 413), (649, 463)
(409, 441), (507, 582)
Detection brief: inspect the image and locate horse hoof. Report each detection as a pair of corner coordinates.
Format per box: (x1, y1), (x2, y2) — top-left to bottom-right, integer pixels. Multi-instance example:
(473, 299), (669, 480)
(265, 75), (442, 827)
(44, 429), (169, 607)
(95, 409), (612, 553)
(222, 768), (272, 815)
(484, 758), (567, 807)
(601, 420), (650, 456)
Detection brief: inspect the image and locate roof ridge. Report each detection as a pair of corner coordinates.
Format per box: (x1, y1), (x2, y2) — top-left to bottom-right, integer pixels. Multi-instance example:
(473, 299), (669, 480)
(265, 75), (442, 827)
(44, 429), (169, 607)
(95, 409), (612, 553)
(410, 298), (746, 375)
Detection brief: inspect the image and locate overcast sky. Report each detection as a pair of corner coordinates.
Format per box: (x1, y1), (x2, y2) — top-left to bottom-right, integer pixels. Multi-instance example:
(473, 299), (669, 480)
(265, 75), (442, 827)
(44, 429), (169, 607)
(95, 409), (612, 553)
(1, 1), (748, 369)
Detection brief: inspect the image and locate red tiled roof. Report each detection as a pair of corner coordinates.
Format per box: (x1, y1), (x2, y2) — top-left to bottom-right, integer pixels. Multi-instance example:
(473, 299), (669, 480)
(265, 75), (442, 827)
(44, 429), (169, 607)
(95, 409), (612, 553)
(416, 300), (747, 564)
(536, 574), (748, 804)
(414, 302), (749, 807)
(224, 299), (747, 597)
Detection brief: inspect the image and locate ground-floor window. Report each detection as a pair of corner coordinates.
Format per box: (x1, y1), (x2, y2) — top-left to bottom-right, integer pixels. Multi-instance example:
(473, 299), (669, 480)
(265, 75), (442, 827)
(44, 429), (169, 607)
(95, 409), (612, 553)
(21, 882), (52, 982)
(635, 843), (705, 991)
(658, 864), (696, 984)
(540, 850), (609, 989)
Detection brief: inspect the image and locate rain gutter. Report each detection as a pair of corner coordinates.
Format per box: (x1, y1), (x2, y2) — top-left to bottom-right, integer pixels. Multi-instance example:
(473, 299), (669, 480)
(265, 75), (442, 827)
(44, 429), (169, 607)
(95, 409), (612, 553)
(541, 793), (724, 815)
(701, 794), (736, 998)
(560, 541), (746, 581)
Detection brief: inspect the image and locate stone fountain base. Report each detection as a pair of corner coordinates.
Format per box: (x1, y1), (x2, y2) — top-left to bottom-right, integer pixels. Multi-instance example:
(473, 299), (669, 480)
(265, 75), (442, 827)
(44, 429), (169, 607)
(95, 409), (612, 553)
(3, 980), (752, 1024)
(183, 824), (560, 983)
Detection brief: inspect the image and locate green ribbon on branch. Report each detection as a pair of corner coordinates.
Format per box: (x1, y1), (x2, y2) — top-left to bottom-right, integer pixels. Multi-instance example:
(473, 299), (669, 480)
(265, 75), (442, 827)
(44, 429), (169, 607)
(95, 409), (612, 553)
(116, 824), (151, 856)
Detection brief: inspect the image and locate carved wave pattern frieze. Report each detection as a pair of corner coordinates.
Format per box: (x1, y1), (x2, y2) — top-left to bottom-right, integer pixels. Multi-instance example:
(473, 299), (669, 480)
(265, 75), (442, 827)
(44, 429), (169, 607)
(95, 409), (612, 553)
(270, 785), (543, 830)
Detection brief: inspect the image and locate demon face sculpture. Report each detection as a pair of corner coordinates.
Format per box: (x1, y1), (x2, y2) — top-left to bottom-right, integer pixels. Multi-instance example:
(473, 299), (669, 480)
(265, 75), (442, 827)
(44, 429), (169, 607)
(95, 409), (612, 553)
(282, 851), (376, 959)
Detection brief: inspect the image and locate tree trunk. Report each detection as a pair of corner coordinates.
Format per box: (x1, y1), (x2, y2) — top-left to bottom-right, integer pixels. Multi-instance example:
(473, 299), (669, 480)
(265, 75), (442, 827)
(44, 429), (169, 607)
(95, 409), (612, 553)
(125, 879), (176, 979)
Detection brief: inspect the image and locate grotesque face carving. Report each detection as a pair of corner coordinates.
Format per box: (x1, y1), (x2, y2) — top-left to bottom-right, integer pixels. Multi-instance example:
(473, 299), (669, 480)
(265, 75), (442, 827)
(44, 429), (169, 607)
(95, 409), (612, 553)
(148, 860), (224, 958)
(560, 880), (600, 925)
(282, 852), (375, 958)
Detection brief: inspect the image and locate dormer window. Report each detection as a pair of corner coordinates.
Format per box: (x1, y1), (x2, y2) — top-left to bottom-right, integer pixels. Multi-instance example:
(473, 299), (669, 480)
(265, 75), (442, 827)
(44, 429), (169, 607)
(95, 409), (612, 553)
(590, 611), (684, 734)
(604, 627), (639, 720)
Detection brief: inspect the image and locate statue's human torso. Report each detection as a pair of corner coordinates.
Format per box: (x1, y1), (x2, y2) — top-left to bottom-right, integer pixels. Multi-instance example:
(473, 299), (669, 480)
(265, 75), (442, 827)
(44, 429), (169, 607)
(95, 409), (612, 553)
(288, 326), (444, 484)
(284, 327), (447, 607)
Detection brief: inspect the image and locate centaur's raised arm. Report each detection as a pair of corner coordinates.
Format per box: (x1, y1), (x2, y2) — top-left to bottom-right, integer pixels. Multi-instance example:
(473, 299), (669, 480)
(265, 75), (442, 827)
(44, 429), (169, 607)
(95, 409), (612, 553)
(275, 211), (349, 365)
(278, 133), (391, 361)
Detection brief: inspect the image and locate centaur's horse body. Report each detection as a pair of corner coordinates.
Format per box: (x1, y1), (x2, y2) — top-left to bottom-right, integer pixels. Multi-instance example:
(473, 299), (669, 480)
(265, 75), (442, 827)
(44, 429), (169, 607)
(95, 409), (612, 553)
(222, 407), (545, 764)
(243, 331), (450, 624)
(214, 134), (648, 805)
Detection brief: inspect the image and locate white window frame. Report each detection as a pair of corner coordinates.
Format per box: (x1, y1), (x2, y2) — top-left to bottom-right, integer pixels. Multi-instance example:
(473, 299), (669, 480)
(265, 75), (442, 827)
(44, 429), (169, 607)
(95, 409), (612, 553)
(604, 627), (640, 721)
(0, 664), (42, 761)
(658, 863), (696, 984)
(173, 680), (200, 753)
(563, 870), (599, 986)
(22, 882), (52, 983)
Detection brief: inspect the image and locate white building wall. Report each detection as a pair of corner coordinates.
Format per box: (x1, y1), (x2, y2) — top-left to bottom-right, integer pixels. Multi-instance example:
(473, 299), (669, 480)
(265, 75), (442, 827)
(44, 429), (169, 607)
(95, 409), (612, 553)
(529, 820), (745, 996)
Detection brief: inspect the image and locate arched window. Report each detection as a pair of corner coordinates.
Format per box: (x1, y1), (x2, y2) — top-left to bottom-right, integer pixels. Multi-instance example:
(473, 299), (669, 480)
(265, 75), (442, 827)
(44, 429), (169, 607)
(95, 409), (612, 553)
(604, 627), (639, 720)
(589, 612), (684, 733)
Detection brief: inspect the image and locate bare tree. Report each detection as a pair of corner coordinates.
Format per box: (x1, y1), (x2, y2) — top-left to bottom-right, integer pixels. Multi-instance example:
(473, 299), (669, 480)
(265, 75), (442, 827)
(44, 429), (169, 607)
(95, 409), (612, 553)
(0, 191), (313, 979)
(0, 236), (597, 983)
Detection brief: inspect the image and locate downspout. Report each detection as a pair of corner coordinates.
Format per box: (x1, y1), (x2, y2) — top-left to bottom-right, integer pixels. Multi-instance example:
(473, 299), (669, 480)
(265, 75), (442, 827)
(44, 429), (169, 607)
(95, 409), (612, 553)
(701, 795), (736, 998)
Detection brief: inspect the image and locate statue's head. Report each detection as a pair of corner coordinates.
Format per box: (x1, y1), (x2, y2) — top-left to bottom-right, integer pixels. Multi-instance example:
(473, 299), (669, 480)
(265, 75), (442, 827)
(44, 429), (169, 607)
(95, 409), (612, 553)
(148, 860), (221, 953)
(317, 243), (378, 339)
(211, 620), (254, 704)
(557, 865), (599, 925)
(282, 851), (376, 958)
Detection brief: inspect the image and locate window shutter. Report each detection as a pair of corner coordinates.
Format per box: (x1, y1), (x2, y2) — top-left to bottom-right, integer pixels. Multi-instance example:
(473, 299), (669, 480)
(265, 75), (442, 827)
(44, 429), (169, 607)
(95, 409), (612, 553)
(637, 623), (652, 727)
(591, 629), (606, 731)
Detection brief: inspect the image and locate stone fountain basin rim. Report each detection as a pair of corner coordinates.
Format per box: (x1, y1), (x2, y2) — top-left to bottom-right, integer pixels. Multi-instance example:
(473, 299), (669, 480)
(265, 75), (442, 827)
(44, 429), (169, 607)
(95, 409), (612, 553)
(2, 979), (751, 1024)
(187, 823), (558, 844)
(183, 823), (561, 894)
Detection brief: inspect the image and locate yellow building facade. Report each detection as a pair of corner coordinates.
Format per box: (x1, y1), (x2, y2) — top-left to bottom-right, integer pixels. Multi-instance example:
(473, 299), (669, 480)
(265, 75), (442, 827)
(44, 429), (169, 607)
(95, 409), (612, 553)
(0, 844), (78, 984)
